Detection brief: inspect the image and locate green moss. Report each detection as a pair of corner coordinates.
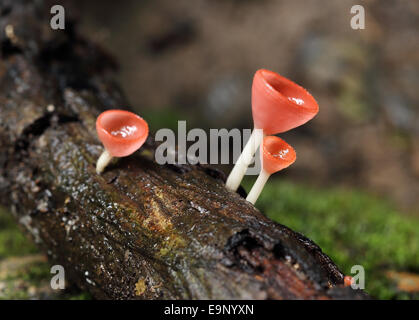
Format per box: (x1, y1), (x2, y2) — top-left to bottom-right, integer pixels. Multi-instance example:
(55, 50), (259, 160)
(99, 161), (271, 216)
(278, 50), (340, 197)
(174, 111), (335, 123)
(20, 261), (51, 283)
(68, 292), (92, 300)
(0, 207), (91, 300)
(243, 177), (419, 299)
(0, 208), (38, 258)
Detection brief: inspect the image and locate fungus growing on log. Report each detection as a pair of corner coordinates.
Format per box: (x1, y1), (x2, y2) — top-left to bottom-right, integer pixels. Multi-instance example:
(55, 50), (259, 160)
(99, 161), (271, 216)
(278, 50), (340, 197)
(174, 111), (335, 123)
(226, 69), (318, 192)
(0, 0), (370, 300)
(96, 110), (149, 174)
(246, 136), (296, 204)
(344, 276), (354, 287)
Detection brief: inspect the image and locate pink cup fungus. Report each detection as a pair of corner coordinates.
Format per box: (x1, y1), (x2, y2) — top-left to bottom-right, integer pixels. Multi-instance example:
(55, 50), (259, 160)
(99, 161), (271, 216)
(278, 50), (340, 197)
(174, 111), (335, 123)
(252, 69), (319, 135)
(246, 136), (296, 205)
(96, 109), (149, 174)
(226, 69), (318, 192)
(344, 276), (353, 287)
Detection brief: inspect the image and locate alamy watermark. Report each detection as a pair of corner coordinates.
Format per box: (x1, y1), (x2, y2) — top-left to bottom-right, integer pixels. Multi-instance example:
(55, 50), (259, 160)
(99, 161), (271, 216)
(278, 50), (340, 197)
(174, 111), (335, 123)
(350, 5), (365, 30)
(50, 5), (65, 30)
(50, 265), (65, 290)
(349, 265), (365, 290)
(49, 4), (365, 31)
(155, 121), (262, 175)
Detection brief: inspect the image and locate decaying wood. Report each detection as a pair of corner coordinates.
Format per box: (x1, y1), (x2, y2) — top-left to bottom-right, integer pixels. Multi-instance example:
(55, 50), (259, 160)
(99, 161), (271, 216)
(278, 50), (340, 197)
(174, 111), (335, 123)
(0, 0), (367, 299)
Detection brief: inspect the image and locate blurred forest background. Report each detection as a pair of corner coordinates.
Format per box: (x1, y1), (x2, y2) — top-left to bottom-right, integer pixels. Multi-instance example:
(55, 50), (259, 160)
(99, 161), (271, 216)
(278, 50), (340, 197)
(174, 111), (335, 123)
(1, 0), (418, 299)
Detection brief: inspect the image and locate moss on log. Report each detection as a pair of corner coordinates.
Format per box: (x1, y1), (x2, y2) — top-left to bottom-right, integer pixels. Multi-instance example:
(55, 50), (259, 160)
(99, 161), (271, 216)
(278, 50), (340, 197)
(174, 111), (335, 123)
(0, 0), (368, 299)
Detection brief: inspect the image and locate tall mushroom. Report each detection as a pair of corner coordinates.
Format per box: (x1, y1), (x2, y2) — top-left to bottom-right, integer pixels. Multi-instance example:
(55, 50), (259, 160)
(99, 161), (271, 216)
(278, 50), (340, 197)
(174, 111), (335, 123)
(225, 69), (318, 191)
(246, 136), (296, 205)
(96, 109), (149, 174)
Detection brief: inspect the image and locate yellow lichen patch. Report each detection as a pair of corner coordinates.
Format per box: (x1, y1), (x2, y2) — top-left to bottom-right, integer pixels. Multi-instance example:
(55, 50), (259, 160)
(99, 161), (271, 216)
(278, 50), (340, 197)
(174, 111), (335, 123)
(143, 198), (173, 232)
(135, 278), (147, 296)
(154, 188), (165, 201)
(159, 234), (186, 257)
(152, 188), (186, 216)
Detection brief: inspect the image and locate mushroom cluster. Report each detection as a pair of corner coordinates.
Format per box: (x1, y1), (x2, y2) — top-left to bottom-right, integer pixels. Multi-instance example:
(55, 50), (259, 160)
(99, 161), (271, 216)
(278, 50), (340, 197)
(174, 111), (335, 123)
(93, 70), (318, 208)
(226, 69), (319, 204)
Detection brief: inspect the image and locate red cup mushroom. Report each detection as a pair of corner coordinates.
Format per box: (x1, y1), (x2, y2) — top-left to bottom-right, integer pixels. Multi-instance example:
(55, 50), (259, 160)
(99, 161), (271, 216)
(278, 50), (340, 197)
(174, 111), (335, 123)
(252, 69), (319, 135)
(246, 136), (296, 204)
(344, 275), (353, 287)
(226, 69), (318, 192)
(96, 109), (149, 174)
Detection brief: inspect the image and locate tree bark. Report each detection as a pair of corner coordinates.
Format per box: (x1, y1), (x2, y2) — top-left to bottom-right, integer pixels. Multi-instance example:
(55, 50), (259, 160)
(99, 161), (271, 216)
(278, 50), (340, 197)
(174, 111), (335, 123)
(0, 0), (367, 299)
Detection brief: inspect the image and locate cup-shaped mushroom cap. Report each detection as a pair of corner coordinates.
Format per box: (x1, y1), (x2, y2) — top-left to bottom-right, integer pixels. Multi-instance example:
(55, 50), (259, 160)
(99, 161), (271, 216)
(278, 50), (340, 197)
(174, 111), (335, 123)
(96, 110), (149, 157)
(261, 136), (296, 175)
(252, 69), (319, 135)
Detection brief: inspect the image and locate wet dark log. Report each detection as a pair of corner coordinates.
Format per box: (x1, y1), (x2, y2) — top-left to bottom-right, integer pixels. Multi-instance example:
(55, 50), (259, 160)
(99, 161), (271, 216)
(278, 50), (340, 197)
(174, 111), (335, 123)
(0, 0), (367, 299)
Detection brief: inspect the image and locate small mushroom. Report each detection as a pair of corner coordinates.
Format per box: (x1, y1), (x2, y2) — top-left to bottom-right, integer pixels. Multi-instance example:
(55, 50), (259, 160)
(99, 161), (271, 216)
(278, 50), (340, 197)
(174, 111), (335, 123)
(226, 69), (318, 191)
(96, 109), (149, 174)
(246, 136), (296, 205)
(344, 276), (353, 287)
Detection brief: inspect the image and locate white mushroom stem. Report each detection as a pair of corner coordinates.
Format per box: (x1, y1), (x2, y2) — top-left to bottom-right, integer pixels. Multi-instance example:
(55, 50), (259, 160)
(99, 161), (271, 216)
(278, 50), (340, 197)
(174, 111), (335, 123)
(226, 128), (264, 191)
(246, 169), (270, 204)
(96, 149), (113, 174)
